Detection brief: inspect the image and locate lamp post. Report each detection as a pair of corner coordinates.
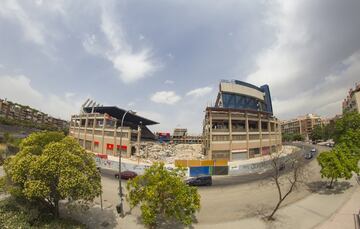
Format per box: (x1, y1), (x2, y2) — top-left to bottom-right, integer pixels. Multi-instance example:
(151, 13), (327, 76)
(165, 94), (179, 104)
(116, 109), (134, 217)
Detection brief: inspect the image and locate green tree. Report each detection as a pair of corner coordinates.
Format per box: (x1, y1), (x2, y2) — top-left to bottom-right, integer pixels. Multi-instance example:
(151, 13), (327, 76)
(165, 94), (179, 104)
(292, 133), (305, 141)
(317, 144), (359, 188)
(126, 163), (200, 228)
(310, 125), (324, 142)
(334, 112), (360, 143)
(4, 131), (101, 217)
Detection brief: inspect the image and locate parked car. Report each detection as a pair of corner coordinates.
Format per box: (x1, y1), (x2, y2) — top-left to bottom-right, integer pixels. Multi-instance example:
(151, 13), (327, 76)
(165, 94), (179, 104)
(304, 152), (313, 159)
(186, 176), (212, 186)
(310, 148), (317, 153)
(278, 163), (286, 171)
(114, 171), (138, 180)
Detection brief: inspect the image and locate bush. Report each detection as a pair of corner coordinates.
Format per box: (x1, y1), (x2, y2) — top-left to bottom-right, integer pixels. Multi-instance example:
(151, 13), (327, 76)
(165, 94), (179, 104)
(0, 197), (86, 229)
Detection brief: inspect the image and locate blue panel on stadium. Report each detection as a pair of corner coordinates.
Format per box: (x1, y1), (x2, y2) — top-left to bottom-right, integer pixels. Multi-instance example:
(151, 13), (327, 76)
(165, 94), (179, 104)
(189, 166), (210, 177)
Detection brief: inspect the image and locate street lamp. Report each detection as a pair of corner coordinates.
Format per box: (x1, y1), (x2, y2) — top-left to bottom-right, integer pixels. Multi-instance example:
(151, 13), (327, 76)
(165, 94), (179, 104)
(116, 109), (135, 217)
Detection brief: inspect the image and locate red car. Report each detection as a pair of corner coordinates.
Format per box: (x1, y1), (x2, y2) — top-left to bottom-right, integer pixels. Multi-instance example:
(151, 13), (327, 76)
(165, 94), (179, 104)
(115, 171), (138, 180)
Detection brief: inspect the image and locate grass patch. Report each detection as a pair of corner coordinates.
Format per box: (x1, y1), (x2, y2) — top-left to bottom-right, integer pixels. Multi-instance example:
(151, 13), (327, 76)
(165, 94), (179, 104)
(0, 197), (87, 229)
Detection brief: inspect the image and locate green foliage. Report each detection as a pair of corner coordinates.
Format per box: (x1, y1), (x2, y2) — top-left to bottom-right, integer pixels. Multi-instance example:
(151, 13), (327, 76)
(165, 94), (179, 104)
(310, 125), (324, 141)
(282, 133), (305, 142)
(317, 144), (359, 188)
(0, 197), (86, 229)
(0, 116), (64, 132)
(334, 112), (360, 143)
(126, 163), (200, 228)
(4, 131), (101, 217)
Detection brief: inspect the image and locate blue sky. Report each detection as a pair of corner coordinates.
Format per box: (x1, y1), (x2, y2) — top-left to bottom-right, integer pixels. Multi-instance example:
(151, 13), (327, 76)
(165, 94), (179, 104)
(0, 0), (360, 133)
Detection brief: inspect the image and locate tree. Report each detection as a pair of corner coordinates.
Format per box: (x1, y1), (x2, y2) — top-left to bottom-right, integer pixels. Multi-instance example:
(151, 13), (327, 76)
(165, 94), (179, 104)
(310, 125), (324, 142)
(126, 163), (200, 228)
(267, 151), (304, 220)
(333, 112), (360, 143)
(4, 131), (101, 217)
(292, 133), (305, 141)
(317, 144), (359, 188)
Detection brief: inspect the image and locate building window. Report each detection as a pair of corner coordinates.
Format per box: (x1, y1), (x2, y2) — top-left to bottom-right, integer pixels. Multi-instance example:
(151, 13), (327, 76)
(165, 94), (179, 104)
(116, 132), (128, 138)
(105, 131), (114, 136)
(212, 135), (230, 141)
(249, 148), (260, 157)
(85, 140), (92, 150)
(261, 121), (269, 131)
(232, 120), (246, 132)
(262, 134), (269, 139)
(212, 121), (229, 132)
(232, 135), (246, 141)
(248, 120), (259, 132)
(249, 134), (260, 140)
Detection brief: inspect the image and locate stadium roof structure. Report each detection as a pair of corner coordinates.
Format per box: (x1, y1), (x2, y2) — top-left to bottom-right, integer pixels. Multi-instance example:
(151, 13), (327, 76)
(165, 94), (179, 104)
(83, 106), (158, 126)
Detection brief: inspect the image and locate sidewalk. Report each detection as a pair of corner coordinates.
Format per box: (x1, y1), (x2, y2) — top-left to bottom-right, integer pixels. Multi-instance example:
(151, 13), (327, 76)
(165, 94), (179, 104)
(196, 178), (359, 229)
(316, 178), (360, 229)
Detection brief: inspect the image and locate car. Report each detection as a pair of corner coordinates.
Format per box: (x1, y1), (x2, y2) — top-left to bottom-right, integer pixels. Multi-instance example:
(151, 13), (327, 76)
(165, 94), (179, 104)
(114, 171), (138, 180)
(186, 176), (212, 186)
(278, 163), (285, 171)
(304, 152), (313, 159)
(310, 148), (316, 153)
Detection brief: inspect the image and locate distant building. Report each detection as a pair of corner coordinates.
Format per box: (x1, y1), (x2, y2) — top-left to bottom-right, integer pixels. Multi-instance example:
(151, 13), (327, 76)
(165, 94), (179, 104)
(202, 80), (282, 161)
(0, 98), (68, 130)
(172, 128), (202, 144)
(281, 114), (325, 140)
(342, 83), (360, 113)
(69, 104), (158, 158)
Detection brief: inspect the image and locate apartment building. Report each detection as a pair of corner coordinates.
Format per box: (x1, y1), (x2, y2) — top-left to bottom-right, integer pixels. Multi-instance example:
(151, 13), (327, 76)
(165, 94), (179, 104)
(69, 105), (158, 158)
(281, 114), (324, 140)
(0, 98), (68, 130)
(343, 83), (360, 114)
(202, 80), (282, 161)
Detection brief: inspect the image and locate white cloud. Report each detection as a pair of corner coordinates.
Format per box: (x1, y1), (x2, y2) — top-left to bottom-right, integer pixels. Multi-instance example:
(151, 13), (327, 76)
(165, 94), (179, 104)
(245, 0), (360, 119)
(164, 80), (174, 84)
(150, 91), (181, 105)
(82, 1), (160, 84)
(186, 86), (213, 97)
(0, 75), (85, 120)
(272, 50), (360, 119)
(0, 0), (45, 45)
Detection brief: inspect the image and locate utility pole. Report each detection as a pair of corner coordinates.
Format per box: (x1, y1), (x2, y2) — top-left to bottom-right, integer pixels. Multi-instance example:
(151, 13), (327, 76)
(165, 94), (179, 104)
(116, 110), (134, 218)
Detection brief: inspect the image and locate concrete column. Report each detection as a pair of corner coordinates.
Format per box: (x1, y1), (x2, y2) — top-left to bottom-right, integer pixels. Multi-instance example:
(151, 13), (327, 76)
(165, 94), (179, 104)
(77, 116), (81, 140)
(83, 114), (89, 148)
(209, 111), (213, 160)
(136, 125), (142, 163)
(113, 118), (117, 156)
(91, 116), (96, 152)
(245, 112), (249, 158)
(101, 115), (105, 154)
(259, 113), (262, 155)
(228, 110), (232, 161)
(269, 121), (272, 153)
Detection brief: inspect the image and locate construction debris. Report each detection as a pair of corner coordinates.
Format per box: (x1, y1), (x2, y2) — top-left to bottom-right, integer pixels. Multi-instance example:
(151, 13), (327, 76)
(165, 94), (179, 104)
(129, 143), (205, 164)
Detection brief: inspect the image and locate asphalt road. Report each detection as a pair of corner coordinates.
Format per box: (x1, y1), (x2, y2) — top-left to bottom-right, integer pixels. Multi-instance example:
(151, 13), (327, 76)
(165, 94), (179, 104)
(96, 143), (331, 225)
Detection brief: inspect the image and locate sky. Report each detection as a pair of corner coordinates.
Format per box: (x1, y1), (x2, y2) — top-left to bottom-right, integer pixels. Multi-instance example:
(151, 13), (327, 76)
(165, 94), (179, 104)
(0, 0), (360, 134)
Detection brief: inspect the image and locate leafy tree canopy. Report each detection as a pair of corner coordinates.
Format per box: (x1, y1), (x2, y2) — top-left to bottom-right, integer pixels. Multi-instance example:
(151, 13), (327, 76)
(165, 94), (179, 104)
(126, 163), (200, 228)
(317, 143), (359, 188)
(334, 112), (360, 142)
(4, 131), (101, 217)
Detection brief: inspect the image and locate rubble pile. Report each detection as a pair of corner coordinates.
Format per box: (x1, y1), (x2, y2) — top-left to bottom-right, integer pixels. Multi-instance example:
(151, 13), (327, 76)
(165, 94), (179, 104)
(129, 143), (204, 164)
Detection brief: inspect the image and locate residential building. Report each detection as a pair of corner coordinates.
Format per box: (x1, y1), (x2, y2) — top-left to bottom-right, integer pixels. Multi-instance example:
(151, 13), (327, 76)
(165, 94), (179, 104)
(69, 104), (158, 158)
(342, 83), (360, 113)
(202, 80), (282, 161)
(0, 98), (68, 130)
(281, 114), (324, 140)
